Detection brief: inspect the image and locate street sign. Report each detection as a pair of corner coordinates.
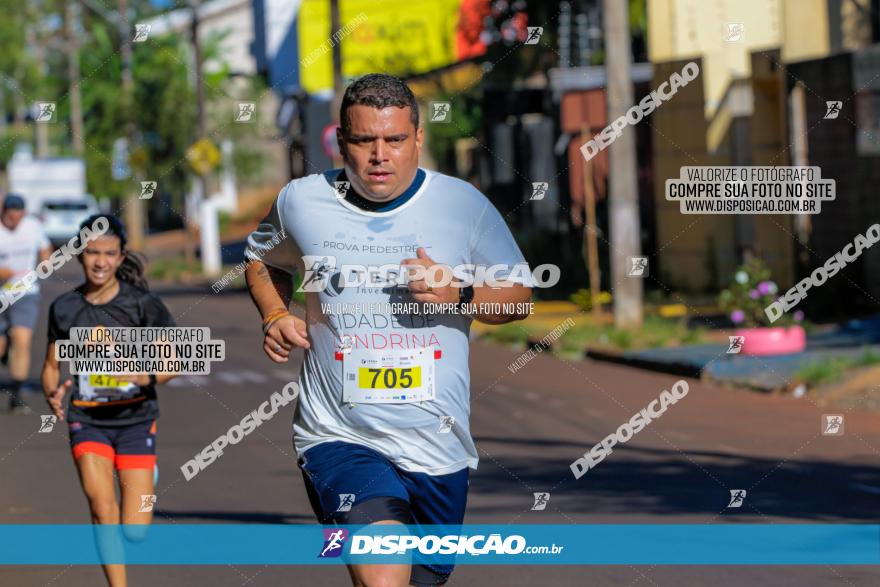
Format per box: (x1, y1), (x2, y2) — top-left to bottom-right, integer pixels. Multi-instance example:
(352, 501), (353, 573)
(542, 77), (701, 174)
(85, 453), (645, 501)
(186, 138), (222, 176)
(321, 123), (340, 159)
(111, 138), (131, 180)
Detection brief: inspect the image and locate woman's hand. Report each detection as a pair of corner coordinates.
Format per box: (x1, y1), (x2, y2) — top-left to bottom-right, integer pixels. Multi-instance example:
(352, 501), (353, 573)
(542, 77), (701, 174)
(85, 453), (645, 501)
(45, 380), (71, 421)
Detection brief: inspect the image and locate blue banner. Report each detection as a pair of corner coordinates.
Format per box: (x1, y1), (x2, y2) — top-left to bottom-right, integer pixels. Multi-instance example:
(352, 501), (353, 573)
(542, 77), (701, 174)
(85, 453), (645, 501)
(3, 524), (878, 565)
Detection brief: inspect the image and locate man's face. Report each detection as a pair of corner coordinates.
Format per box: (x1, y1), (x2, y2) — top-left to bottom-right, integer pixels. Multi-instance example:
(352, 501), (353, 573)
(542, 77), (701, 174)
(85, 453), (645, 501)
(338, 105), (423, 202)
(1, 209), (25, 230)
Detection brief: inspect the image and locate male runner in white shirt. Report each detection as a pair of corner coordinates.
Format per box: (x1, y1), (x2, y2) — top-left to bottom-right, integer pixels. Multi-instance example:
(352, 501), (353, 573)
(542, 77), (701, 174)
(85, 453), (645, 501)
(245, 73), (533, 587)
(0, 194), (52, 414)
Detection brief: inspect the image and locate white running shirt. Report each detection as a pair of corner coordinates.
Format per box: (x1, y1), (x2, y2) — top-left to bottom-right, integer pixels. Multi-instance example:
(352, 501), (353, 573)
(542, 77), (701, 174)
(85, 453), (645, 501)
(246, 169), (533, 474)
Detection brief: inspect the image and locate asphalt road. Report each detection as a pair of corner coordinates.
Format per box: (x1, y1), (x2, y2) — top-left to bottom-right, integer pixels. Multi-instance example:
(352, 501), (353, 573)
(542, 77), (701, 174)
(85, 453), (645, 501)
(2, 270), (879, 586)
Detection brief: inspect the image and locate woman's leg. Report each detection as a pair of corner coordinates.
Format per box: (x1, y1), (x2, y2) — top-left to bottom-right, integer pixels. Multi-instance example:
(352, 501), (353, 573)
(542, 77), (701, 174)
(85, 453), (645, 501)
(75, 452), (126, 587)
(118, 467), (154, 542)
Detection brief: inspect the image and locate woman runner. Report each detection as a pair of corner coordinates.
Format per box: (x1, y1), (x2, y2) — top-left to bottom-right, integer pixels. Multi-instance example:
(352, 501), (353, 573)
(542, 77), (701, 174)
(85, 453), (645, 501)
(41, 214), (177, 587)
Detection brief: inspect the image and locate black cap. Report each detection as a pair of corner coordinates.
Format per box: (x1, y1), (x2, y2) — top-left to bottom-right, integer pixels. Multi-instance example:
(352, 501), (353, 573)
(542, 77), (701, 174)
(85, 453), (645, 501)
(2, 194), (25, 210)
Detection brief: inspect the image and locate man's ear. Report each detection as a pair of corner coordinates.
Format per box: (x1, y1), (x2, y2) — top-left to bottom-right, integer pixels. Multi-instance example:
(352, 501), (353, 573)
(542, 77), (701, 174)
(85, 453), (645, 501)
(336, 125), (347, 162)
(415, 126), (424, 151)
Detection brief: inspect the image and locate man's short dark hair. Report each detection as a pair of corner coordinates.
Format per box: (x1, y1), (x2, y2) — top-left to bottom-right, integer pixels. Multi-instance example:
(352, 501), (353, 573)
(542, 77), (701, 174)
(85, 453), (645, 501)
(340, 74), (418, 134)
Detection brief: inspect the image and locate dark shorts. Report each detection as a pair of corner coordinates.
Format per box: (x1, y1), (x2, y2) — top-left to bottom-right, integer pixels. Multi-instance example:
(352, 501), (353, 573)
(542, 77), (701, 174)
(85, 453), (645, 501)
(69, 420), (157, 470)
(0, 292), (40, 333)
(299, 441), (469, 586)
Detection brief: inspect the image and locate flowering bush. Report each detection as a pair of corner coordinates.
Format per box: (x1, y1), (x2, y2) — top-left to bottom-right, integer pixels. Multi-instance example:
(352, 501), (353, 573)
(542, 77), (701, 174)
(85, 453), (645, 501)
(718, 258), (804, 327)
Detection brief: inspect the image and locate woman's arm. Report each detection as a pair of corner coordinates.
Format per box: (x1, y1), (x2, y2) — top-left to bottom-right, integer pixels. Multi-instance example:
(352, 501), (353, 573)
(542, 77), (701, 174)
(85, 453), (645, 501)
(42, 342), (70, 420)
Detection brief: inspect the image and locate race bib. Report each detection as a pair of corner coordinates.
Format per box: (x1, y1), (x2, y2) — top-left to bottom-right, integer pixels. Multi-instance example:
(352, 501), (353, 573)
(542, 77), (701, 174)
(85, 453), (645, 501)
(78, 373), (139, 402)
(342, 347), (435, 404)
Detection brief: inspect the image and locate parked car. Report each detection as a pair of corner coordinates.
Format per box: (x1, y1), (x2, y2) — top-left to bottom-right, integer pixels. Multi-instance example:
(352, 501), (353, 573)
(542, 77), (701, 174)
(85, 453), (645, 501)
(40, 197), (100, 247)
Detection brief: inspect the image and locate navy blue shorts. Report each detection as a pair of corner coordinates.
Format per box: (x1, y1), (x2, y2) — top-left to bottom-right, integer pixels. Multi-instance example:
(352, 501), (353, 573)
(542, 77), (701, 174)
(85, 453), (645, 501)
(299, 441), (469, 586)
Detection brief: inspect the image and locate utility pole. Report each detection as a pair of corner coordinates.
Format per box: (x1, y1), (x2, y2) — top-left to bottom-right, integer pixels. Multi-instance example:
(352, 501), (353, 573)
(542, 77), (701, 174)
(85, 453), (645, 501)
(186, 0), (209, 270)
(119, 0), (145, 250)
(330, 0), (343, 124)
(602, 0), (643, 329)
(65, 0), (84, 155)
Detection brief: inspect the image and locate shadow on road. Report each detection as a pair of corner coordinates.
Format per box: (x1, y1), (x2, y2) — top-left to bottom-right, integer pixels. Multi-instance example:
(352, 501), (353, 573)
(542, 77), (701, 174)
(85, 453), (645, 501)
(152, 510), (315, 524)
(470, 437), (879, 522)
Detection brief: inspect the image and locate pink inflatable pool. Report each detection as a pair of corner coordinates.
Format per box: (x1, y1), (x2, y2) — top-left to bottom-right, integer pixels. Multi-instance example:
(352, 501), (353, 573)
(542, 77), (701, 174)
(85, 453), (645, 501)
(735, 326), (806, 356)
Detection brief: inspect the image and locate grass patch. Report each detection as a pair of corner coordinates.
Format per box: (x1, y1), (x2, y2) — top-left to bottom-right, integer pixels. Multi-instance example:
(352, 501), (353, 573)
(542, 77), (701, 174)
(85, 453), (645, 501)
(482, 316), (707, 354)
(147, 257), (202, 282)
(795, 348), (880, 386)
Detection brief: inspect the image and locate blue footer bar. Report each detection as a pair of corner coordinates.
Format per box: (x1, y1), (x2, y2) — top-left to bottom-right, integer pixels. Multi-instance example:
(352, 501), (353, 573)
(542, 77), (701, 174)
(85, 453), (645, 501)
(2, 524), (879, 565)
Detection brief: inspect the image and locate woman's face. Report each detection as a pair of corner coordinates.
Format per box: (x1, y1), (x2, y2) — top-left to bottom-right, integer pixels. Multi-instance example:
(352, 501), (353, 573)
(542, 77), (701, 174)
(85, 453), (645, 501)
(79, 235), (125, 288)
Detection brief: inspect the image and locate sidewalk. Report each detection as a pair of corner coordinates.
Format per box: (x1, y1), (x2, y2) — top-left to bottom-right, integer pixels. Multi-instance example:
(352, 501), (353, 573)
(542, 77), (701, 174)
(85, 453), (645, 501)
(586, 315), (880, 392)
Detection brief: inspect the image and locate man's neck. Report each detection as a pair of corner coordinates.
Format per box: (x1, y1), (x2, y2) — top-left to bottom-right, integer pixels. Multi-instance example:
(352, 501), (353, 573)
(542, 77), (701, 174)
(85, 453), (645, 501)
(339, 169), (425, 212)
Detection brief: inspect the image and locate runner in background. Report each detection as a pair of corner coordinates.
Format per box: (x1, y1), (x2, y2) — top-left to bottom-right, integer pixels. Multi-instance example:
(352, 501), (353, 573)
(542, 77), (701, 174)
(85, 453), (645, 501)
(41, 214), (177, 587)
(0, 193), (52, 414)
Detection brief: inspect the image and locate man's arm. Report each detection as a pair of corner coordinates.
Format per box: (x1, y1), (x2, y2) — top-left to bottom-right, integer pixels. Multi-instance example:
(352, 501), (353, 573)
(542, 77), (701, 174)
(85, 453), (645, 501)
(469, 283), (532, 324)
(244, 259), (310, 362)
(39, 245), (51, 264)
(402, 247), (532, 324)
(245, 260), (293, 318)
